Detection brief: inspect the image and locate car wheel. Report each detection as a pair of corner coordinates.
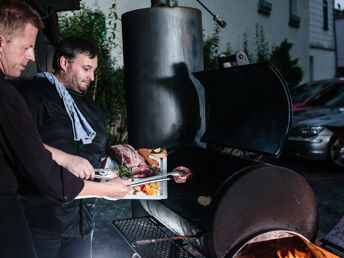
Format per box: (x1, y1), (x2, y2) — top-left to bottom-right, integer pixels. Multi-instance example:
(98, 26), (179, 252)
(329, 137), (344, 168)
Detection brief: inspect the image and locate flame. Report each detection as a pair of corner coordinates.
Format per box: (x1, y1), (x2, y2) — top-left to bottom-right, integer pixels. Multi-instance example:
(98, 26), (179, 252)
(276, 248), (312, 258)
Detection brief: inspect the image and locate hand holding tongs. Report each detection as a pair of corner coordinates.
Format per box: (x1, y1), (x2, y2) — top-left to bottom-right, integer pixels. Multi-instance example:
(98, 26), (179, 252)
(129, 170), (186, 187)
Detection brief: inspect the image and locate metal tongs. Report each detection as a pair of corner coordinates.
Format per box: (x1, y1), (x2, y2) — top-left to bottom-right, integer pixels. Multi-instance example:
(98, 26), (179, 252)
(129, 170), (186, 187)
(94, 168), (118, 180)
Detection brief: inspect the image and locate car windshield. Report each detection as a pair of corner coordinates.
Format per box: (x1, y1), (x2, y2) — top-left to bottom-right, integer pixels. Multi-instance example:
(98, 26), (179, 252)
(290, 79), (335, 103)
(308, 83), (344, 107)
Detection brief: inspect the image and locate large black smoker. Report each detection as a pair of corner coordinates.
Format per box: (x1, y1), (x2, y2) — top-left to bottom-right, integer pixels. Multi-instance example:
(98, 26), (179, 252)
(120, 1), (318, 257)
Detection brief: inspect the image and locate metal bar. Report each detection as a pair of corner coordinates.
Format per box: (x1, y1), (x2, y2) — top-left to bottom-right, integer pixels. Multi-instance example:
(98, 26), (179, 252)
(94, 168), (118, 173)
(129, 178), (171, 187)
(128, 170), (184, 186)
(133, 235), (195, 246)
(112, 216), (195, 258)
(195, 0), (227, 27)
(195, 0), (215, 16)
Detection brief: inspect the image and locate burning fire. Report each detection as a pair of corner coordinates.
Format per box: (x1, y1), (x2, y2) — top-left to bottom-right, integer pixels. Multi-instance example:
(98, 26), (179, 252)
(274, 238), (340, 258)
(276, 248), (312, 258)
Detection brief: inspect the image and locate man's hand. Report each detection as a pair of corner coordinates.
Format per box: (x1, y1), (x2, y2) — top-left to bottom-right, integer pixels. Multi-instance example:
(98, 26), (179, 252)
(102, 178), (132, 198)
(44, 144), (95, 179)
(77, 177), (132, 199)
(64, 155), (95, 180)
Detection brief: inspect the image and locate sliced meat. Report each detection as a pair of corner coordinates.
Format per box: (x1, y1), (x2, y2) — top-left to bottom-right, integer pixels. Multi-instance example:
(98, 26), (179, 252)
(172, 166), (192, 183)
(109, 144), (146, 167)
(132, 165), (155, 178)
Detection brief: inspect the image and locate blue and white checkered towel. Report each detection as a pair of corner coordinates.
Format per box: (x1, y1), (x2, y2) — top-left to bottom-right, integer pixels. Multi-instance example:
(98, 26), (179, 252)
(35, 72), (96, 144)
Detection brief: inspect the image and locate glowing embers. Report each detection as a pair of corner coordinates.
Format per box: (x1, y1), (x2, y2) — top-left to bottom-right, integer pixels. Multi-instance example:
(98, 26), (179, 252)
(276, 248), (311, 258)
(234, 231), (339, 258)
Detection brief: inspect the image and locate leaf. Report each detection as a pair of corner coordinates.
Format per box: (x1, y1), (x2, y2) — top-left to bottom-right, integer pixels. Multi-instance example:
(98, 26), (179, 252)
(118, 163), (133, 178)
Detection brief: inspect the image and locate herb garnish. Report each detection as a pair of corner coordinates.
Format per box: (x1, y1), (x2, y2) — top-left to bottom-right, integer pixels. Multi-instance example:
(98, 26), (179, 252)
(118, 163), (133, 178)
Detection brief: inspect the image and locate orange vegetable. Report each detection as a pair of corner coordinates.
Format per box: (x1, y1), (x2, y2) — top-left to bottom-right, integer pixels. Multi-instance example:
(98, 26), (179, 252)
(145, 188), (155, 195)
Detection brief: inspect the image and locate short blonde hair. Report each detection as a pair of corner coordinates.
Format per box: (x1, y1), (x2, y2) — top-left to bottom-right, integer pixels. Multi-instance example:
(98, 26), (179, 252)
(0, 0), (44, 40)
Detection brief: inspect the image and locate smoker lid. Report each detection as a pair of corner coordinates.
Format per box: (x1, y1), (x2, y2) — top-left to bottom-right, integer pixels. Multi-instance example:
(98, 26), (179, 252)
(193, 63), (292, 157)
(208, 164), (318, 257)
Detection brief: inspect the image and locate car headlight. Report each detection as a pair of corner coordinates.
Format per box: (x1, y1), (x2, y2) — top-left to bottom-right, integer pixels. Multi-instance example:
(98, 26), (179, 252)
(291, 126), (324, 137)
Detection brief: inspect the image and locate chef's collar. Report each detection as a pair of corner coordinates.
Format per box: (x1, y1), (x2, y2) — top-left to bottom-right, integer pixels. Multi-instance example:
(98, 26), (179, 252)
(67, 89), (86, 97)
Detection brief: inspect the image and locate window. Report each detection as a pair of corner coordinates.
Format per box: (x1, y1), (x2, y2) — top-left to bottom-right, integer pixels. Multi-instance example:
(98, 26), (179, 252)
(289, 0), (300, 28)
(323, 0), (328, 30)
(258, 0), (272, 15)
(309, 56), (314, 82)
(309, 84), (344, 107)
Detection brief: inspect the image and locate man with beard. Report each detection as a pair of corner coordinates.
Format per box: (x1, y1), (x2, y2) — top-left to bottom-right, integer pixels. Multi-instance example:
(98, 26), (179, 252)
(0, 1), (131, 258)
(20, 37), (114, 258)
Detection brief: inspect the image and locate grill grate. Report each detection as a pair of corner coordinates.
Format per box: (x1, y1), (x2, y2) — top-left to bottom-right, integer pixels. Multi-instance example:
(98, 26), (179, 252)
(112, 217), (195, 258)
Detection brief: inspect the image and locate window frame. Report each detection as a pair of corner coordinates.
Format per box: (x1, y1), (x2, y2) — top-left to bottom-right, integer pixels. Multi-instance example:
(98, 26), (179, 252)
(258, 0), (272, 15)
(289, 0), (300, 28)
(323, 0), (329, 30)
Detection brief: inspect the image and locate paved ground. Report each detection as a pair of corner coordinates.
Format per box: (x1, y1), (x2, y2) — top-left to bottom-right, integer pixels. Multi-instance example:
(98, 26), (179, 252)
(93, 199), (133, 258)
(92, 156), (344, 258)
(265, 156), (344, 241)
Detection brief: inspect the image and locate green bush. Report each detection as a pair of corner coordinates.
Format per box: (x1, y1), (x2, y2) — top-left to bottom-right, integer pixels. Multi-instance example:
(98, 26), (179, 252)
(203, 24), (303, 87)
(269, 39), (303, 88)
(255, 23), (270, 63)
(203, 24), (232, 70)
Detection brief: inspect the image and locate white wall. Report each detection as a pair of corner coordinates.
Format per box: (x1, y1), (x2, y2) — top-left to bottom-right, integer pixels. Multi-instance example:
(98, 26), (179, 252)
(82, 0), (151, 66)
(310, 48), (336, 79)
(80, 0), (336, 83)
(179, 0), (310, 82)
(309, 0), (335, 49)
(335, 17), (344, 68)
(309, 0), (336, 80)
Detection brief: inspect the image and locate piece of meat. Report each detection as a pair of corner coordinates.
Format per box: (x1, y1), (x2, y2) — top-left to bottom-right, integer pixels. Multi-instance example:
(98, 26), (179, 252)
(109, 144), (155, 178)
(132, 165), (155, 178)
(138, 148), (159, 167)
(109, 144), (146, 167)
(172, 166), (192, 183)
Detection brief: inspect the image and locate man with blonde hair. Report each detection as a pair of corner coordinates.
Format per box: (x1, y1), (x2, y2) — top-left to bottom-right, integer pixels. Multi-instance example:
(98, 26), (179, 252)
(0, 1), (131, 257)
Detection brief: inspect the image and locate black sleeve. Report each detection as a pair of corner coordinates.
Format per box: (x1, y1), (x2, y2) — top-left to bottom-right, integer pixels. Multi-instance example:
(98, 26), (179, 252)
(20, 82), (45, 128)
(0, 87), (84, 203)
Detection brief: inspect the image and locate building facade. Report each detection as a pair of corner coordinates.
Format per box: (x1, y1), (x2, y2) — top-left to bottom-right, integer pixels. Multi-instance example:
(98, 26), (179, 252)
(84, 0), (336, 83)
(309, 0), (336, 81)
(335, 15), (344, 75)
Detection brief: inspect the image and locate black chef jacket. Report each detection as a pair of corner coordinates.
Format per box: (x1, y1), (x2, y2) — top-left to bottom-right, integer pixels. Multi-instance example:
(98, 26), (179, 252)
(0, 71), (84, 257)
(20, 77), (109, 237)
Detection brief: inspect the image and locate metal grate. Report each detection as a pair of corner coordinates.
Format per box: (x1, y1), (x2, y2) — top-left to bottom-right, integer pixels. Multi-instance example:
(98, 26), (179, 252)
(112, 217), (195, 258)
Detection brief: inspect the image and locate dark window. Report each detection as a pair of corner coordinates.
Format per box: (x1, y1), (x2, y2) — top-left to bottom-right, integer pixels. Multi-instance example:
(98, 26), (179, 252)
(309, 83), (344, 107)
(289, 0), (300, 28)
(258, 0), (272, 15)
(309, 56), (314, 81)
(323, 0), (328, 30)
(290, 79), (334, 103)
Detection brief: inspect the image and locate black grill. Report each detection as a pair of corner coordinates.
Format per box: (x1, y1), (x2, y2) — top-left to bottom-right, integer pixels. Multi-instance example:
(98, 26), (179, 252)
(112, 217), (195, 258)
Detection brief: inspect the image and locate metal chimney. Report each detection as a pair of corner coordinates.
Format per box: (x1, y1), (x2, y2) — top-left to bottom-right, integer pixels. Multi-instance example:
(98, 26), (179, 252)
(122, 5), (205, 149)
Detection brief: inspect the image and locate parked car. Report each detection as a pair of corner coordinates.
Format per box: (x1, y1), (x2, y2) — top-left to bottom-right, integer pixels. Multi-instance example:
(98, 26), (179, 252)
(291, 78), (344, 112)
(284, 106), (344, 168)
